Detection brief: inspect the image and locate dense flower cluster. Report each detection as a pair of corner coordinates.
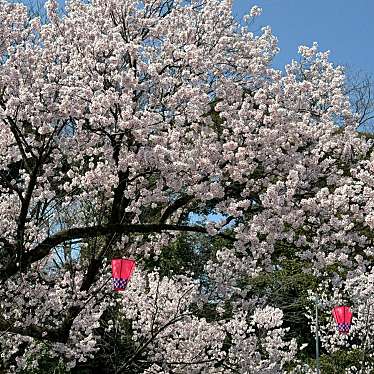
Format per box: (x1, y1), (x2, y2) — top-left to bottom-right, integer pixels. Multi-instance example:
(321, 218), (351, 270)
(0, 0), (373, 372)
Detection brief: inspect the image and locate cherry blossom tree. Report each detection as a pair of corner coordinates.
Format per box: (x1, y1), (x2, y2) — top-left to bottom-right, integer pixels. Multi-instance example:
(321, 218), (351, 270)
(0, 0), (373, 372)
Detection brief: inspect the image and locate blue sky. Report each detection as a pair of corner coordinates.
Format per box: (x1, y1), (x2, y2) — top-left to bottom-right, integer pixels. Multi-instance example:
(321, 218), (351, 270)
(21, 0), (374, 77)
(233, 0), (374, 76)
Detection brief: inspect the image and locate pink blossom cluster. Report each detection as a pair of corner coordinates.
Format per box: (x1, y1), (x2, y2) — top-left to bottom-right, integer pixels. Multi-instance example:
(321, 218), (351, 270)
(0, 0), (372, 372)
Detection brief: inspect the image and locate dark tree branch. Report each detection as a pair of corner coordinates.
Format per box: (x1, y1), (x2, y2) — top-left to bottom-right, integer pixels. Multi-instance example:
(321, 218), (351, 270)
(1, 223), (234, 281)
(159, 195), (194, 224)
(0, 318), (66, 343)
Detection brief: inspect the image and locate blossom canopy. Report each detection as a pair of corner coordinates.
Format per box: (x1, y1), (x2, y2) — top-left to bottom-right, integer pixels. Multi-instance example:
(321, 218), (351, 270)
(0, 0), (373, 371)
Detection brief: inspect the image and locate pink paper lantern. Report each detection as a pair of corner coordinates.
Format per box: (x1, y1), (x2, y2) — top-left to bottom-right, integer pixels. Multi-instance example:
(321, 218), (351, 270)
(111, 258), (136, 291)
(332, 306), (353, 334)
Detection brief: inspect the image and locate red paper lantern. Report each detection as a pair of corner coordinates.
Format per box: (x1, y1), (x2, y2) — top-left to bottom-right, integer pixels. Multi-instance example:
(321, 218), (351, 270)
(111, 258), (136, 291)
(332, 306), (353, 334)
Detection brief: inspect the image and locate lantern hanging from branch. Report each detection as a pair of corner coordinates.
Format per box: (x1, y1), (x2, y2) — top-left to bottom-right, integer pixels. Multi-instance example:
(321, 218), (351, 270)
(111, 258), (136, 291)
(332, 306), (353, 334)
